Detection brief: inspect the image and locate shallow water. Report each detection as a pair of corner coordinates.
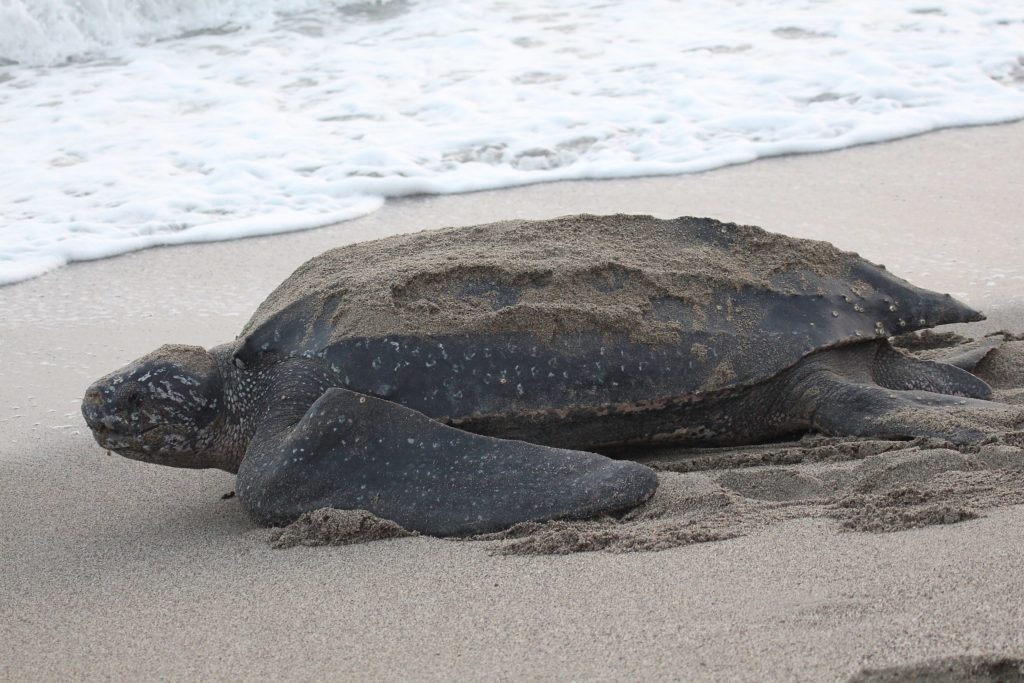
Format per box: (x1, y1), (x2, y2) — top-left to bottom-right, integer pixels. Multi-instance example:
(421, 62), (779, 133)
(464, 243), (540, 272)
(2, 0), (1023, 284)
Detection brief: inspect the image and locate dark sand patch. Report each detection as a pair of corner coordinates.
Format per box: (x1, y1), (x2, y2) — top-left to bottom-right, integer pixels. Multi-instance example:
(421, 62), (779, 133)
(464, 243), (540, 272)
(849, 655), (1024, 682)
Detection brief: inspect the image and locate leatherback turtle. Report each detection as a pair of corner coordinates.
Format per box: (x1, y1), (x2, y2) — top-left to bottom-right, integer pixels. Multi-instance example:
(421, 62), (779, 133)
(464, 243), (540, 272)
(82, 214), (997, 536)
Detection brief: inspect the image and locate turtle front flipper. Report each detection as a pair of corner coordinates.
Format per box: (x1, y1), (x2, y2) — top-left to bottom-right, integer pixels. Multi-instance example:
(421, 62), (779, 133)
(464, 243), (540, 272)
(236, 388), (658, 536)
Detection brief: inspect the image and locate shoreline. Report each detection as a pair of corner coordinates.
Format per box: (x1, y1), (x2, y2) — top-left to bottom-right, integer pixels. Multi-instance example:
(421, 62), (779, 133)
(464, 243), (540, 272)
(2, 122), (1023, 680)
(4, 116), (1024, 289)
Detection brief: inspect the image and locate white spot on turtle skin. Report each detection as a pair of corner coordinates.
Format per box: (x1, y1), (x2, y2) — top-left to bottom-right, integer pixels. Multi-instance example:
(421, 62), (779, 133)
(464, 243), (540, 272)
(830, 311), (839, 317)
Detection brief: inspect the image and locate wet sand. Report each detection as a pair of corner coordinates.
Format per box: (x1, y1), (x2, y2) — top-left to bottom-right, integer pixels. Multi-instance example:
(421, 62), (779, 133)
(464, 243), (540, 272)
(2, 122), (1023, 680)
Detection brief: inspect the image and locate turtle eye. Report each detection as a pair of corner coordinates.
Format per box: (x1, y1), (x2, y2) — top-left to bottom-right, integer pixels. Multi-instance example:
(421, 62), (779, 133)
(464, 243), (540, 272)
(119, 384), (144, 410)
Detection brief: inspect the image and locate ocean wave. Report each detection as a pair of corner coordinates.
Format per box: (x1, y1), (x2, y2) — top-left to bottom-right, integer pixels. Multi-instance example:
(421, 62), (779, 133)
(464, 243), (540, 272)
(1, 0), (1023, 284)
(0, 0), (393, 66)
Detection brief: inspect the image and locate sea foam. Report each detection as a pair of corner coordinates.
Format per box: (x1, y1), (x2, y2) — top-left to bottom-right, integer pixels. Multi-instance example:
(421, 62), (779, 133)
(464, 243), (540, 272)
(1, 0), (1023, 284)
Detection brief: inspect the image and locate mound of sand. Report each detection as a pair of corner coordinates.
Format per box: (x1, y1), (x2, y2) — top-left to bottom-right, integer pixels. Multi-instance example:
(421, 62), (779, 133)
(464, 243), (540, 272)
(270, 508), (415, 549)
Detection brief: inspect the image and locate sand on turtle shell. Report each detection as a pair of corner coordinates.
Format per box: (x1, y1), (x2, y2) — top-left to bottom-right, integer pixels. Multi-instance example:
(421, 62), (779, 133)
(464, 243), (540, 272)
(268, 329), (1024, 554)
(238, 213), (869, 353)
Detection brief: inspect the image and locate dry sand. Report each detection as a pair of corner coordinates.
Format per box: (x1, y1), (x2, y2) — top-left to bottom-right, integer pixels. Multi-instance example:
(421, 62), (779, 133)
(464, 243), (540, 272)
(2, 122), (1024, 681)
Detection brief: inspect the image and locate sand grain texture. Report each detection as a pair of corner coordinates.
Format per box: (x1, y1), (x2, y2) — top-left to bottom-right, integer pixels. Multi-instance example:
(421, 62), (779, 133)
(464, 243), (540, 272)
(270, 508), (416, 549)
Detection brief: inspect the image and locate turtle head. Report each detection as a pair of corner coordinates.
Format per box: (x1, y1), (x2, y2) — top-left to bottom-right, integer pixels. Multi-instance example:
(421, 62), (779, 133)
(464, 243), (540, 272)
(82, 344), (231, 470)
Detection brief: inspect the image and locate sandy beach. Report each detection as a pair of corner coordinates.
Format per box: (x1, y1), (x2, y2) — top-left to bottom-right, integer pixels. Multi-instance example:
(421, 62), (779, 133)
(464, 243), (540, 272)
(2, 122), (1024, 681)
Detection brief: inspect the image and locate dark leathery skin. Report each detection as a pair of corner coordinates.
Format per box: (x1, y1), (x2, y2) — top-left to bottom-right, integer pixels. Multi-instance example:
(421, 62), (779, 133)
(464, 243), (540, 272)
(237, 385), (659, 535)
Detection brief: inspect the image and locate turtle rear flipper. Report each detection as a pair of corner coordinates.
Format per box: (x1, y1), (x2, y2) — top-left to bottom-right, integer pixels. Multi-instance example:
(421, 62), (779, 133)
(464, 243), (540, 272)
(791, 341), (1017, 444)
(810, 384), (1006, 444)
(872, 343), (993, 399)
(237, 387), (658, 536)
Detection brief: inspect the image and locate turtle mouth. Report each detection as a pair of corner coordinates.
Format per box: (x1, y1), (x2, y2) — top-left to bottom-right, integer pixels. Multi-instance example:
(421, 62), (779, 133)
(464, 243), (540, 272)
(89, 421), (164, 449)
(82, 393), (160, 442)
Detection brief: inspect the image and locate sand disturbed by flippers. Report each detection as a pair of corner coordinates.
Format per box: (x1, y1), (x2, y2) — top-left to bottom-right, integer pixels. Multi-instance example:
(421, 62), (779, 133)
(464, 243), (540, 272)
(271, 333), (1024, 554)
(474, 446), (1024, 555)
(269, 508), (416, 549)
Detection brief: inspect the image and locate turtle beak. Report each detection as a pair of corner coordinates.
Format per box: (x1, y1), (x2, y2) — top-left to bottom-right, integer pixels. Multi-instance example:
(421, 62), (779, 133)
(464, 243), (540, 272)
(81, 384), (105, 430)
(81, 381), (128, 445)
